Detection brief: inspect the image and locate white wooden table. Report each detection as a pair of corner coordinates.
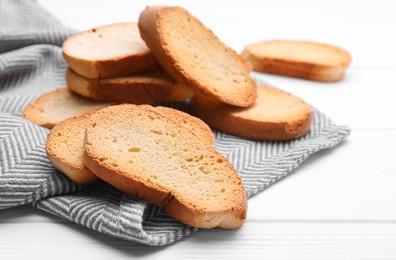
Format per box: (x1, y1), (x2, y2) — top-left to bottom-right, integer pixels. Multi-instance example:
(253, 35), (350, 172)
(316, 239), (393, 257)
(1, 0), (395, 259)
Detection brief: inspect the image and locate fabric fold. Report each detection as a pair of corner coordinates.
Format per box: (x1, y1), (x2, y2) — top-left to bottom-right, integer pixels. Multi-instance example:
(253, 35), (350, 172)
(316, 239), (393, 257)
(0, 113), (82, 210)
(0, 0), (76, 54)
(34, 182), (197, 246)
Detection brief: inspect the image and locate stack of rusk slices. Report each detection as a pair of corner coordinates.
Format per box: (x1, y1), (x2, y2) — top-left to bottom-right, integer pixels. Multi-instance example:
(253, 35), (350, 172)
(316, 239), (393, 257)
(22, 5), (351, 229)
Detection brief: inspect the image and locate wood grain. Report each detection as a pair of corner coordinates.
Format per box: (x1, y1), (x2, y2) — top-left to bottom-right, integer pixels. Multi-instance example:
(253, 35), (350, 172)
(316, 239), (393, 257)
(1, 208), (396, 259)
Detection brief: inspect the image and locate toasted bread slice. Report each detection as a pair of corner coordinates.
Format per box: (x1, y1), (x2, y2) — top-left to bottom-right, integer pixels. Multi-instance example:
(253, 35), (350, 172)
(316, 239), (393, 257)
(242, 40), (352, 82)
(190, 85), (312, 141)
(83, 104), (247, 228)
(46, 111), (98, 183)
(62, 23), (159, 79)
(46, 106), (214, 184)
(66, 68), (194, 103)
(138, 6), (257, 107)
(22, 87), (113, 129)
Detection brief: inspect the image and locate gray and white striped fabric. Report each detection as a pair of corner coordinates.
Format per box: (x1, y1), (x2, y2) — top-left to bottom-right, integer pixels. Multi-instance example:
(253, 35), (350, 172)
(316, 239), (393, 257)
(0, 0), (350, 246)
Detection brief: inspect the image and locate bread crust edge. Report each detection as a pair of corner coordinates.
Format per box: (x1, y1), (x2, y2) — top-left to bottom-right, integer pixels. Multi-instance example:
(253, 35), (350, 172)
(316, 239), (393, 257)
(62, 23), (160, 79)
(242, 41), (352, 82)
(190, 89), (313, 141)
(138, 6), (256, 107)
(66, 68), (194, 103)
(45, 112), (99, 184)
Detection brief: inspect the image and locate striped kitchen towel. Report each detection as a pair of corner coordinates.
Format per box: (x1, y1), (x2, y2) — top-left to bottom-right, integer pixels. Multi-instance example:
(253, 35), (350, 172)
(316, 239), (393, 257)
(0, 0), (350, 246)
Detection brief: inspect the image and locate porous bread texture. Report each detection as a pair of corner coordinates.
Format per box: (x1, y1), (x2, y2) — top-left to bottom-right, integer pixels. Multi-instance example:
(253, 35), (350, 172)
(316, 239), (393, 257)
(46, 111), (97, 184)
(66, 68), (194, 103)
(242, 40), (352, 82)
(62, 23), (159, 79)
(148, 106), (215, 146)
(138, 6), (257, 107)
(83, 104), (247, 229)
(190, 85), (312, 141)
(45, 105), (214, 184)
(22, 87), (113, 129)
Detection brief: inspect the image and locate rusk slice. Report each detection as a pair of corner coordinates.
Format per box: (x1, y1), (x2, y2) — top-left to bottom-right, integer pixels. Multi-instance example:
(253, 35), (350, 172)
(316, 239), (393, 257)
(242, 40), (352, 82)
(46, 106), (214, 184)
(22, 87), (113, 129)
(83, 104), (246, 229)
(190, 85), (312, 141)
(138, 6), (257, 107)
(46, 111), (97, 184)
(62, 23), (159, 79)
(66, 68), (194, 103)
(148, 106), (215, 146)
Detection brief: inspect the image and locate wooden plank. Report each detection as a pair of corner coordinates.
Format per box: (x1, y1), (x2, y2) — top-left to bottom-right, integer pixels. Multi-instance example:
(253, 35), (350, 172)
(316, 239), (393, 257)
(1, 217), (396, 259)
(249, 129), (396, 220)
